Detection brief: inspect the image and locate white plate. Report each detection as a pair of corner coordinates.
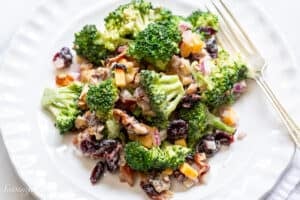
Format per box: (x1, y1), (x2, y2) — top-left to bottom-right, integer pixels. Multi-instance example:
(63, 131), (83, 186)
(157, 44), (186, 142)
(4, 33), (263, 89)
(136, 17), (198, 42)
(0, 0), (298, 199)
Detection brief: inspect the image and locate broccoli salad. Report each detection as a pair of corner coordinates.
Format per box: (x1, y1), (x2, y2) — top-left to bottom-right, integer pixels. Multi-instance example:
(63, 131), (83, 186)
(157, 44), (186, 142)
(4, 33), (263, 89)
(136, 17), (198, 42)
(42, 0), (249, 199)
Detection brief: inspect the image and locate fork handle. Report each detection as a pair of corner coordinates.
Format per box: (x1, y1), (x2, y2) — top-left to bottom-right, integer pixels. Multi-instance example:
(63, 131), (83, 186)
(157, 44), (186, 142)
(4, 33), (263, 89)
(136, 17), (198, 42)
(255, 75), (300, 147)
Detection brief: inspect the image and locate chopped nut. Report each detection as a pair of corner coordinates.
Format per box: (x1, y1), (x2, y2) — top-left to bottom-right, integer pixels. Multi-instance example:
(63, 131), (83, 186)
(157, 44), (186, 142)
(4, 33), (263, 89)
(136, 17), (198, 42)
(181, 76), (193, 86)
(87, 125), (104, 140)
(78, 84), (89, 110)
(75, 116), (88, 129)
(170, 56), (193, 86)
(149, 175), (171, 193)
(194, 153), (206, 163)
(119, 164), (135, 187)
(113, 109), (150, 135)
(80, 63), (93, 71)
(185, 83), (198, 95)
(80, 67), (110, 84)
(183, 178), (197, 188)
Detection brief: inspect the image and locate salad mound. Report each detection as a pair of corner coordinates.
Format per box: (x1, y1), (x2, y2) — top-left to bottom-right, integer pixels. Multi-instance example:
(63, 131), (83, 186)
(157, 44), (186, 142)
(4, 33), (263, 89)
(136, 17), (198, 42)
(42, 0), (249, 199)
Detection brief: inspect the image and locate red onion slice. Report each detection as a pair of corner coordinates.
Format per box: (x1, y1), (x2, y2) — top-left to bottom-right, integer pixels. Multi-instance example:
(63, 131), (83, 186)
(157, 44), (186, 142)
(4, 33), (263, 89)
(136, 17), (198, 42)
(179, 22), (192, 33)
(152, 129), (161, 146)
(233, 80), (247, 93)
(53, 56), (65, 69)
(117, 45), (128, 53)
(195, 59), (211, 76)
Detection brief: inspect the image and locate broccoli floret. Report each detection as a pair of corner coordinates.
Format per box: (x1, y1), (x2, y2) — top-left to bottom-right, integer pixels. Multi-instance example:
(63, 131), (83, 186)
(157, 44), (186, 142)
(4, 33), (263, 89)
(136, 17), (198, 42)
(102, 0), (174, 51)
(105, 0), (173, 39)
(73, 25), (109, 65)
(41, 83), (82, 134)
(179, 102), (235, 148)
(190, 61), (214, 90)
(188, 10), (219, 30)
(105, 119), (121, 139)
(155, 7), (174, 22)
(128, 21), (181, 71)
(140, 70), (184, 121)
(100, 29), (130, 51)
(86, 78), (119, 120)
(202, 50), (248, 108)
(145, 115), (169, 129)
(125, 141), (191, 171)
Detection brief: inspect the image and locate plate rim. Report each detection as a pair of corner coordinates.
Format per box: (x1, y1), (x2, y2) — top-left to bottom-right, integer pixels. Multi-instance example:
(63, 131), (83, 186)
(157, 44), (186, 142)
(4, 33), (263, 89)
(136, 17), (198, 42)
(0, 0), (297, 199)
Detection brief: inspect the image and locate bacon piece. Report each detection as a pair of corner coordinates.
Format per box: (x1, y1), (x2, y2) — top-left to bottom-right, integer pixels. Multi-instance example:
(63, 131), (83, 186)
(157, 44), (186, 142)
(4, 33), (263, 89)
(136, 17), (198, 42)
(119, 164), (135, 186)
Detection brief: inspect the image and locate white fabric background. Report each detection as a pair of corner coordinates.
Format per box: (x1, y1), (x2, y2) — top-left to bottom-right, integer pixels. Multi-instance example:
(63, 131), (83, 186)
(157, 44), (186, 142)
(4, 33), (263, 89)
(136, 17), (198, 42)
(0, 0), (299, 199)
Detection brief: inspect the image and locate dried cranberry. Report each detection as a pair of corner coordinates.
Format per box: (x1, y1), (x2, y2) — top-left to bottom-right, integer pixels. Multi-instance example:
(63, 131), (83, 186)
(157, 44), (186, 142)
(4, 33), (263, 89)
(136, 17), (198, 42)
(181, 94), (201, 108)
(196, 26), (217, 37)
(205, 37), (218, 59)
(196, 135), (221, 158)
(106, 153), (120, 173)
(115, 99), (136, 113)
(93, 139), (119, 157)
(167, 120), (188, 141)
(94, 140), (122, 172)
(52, 52), (61, 62)
(80, 140), (98, 154)
(80, 138), (121, 159)
(213, 131), (234, 145)
(185, 154), (194, 164)
(112, 63), (127, 71)
(53, 47), (73, 68)
(140, 181), (160, 198)
(90, 161), (106, 184)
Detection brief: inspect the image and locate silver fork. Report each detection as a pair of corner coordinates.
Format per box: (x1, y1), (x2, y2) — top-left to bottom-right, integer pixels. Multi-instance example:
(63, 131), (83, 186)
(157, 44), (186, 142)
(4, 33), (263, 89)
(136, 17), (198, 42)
(206, 0), (300, 147)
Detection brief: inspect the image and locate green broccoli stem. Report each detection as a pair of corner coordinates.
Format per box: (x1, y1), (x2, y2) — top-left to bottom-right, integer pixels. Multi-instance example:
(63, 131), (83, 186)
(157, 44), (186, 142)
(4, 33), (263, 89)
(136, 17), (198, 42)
(159, 76), (184, 99)
(47, 106), (61, 117)
(153, 60), (169, 71)
(165, 83), (183, 97)
(191, 62), (214, 90)
(159, 75), (180, 84)
(41, 83), (82, 134)
(166, 96), (182, 117)
(207, 113), (236, 135)
(163, 82), (184, 117)
(134, 14), (148, 36)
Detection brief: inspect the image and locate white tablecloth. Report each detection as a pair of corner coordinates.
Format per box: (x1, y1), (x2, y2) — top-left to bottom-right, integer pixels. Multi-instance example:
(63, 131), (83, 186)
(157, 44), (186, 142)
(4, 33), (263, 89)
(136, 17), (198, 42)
(0, 0), (299, 199)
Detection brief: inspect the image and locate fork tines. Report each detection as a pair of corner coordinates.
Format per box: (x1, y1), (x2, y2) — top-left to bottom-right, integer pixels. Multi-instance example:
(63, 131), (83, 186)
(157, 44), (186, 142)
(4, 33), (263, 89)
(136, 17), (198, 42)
(206, 0), (259, 56)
